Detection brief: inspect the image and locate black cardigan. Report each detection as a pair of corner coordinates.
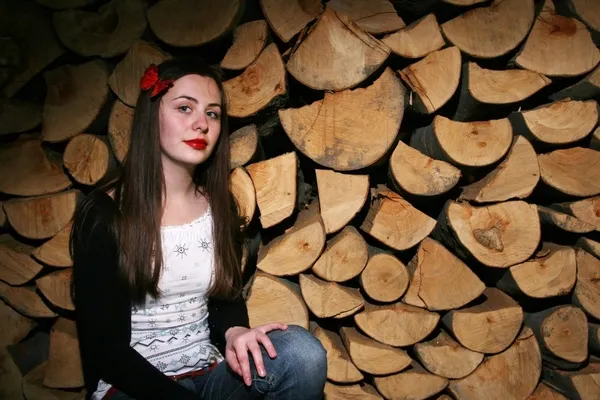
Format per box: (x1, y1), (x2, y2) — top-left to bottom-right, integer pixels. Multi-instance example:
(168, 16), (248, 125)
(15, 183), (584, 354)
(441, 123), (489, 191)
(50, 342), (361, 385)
(71, 191), (250, 400)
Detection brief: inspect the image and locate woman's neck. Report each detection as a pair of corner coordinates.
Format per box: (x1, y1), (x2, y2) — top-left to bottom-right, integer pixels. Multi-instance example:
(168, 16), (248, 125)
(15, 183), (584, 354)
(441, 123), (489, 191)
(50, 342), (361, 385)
(161, 157), (197, 205)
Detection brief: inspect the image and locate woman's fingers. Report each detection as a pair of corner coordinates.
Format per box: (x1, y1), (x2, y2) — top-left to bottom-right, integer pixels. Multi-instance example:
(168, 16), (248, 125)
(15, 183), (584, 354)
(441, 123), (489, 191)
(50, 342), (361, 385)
(225, 346), (242, 376)
(234, 342), (252, 386)
(247, 340), (266, 377)
(258, 323), (288, 334)
(256, 331), (277, 359)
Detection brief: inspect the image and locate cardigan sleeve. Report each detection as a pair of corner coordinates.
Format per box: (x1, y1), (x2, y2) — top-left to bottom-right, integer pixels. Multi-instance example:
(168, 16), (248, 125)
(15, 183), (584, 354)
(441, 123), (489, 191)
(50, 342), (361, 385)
(207, 295), (250, 355)
(72, 192), (197, 400)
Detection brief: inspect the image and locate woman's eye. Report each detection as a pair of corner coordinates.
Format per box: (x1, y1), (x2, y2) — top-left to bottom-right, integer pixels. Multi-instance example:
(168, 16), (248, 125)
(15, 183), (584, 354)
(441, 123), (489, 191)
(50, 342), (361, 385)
(207, 111), (220, 120)
(178, 105), (191, 113)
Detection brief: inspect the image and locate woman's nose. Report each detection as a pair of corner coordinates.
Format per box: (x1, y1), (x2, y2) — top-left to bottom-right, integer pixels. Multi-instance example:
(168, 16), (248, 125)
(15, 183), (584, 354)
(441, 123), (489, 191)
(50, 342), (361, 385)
(192, 115), (208, 132)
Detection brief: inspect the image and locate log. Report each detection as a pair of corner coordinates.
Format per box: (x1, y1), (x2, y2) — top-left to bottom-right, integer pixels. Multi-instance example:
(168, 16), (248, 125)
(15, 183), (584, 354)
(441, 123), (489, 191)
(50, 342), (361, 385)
(35, 0), (97, 9)
(525, 305), (588, 369)
(527, 383), (568, 400)
(44, 318), (83, 389)
(64, 134), (115, 186)
(434, 200), (541, 268)
(497, 243), (577, 299)
(573, 249), (600, 320)
(0, 301), (35, 347)
(311, 323), (363, 383)
(442, 0), (487, 5)
(441, 0), (535, 58)
(550, 65), (600, 102)
(0, 37), (19, 90)
(2, 189), (81, 240)
(555, 0), (600, 45)
(340, 326), (412, 375)
(286, 6), (390, 91)
(230, 167), (256, 230)
(543, 361), (600, 400)
(538, 147), (600, 197)
(590, 323), (600, 355)
(0, 234), (44, 285)
(402, 237), (485, 311)
(389, 139), (461, 197)
(359, 247), (409, 303)
(453, 63), (552, 122)
(399, 46), (461, 114)
(0, 98), (42, 136)
(442, 288), (523, 354)
(42, 60), (109, 143)
(246, 272), (309, 329)
(107, 99), (133, 164)
(592, 126), (600, 151)
(324, 382), (382, 400)
(36, 269), (75, 311)
(410, 116), (513, 169)
(280, 68), (403, 171)
(552, 196), (600, 231)
(515, 0), (600, 77)
(23, 362), (82, 400)
(449, 326), (541, 400)
(414, 330), (484, 379)
(0, 347), (24, 400)
(230, 125), (259, 170)
(221, 20), (268, 71)
(299, 273), (364, 318)
(459, 136), (539, 203)
(360, 185), (437, 251)
(52, 0), (146, 58)
(260, 0), (323, 43)
(382, 14), (444, 59)
(0, 281), (57, 318)
(315, 169), (369, 234)
(257, 203), (325, 275)
(312, 226), (369, 282)
(354, 300), (440, 346)
(328, 0), (405, 34)
(32, 222), (72, 268)
(246, 152), (297, 228)
(223, 43), (286, 119)
(576, 237), (600, 259)
(0, 136), (71, 196)
(538, 206), (597, 235)
(0, 202), (6, 229)
(108, 40), (171, 107)
(509, 99), (599, 147)
(373, 361), (448, 400)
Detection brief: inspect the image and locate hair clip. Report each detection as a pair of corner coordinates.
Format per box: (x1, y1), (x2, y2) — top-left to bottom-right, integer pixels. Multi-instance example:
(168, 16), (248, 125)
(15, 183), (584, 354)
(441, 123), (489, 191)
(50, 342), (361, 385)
(140, 64), (174, 98)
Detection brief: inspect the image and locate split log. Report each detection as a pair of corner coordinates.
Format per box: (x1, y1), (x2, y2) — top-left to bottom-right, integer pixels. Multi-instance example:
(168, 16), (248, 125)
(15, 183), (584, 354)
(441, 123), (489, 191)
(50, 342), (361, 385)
(354, 300), (440, 346)
(299, 274), (363, 318)
(260, 0), (323, 43)
(382, 14), (445, 59)
(52, 0), (146, 58)
(402, 237), (485, 311)
(246, 272), (309, 329)
(449, 326), (541, 400)
(221, 20), (268, 71)
(64, 134), (115, 186)
(36, 269), (75, 311)
(441, 0), (535, 58)
(434, 200), (541, 268)
(23, 362), (82, 400)
(543, 361), (600, 400)
(2, 189), (81, 240)
(526, 305), (588, 369)
(312, 226), (368, 282)
(497, 243), (577, 299)
(0, 37), (19, 90)
(340, 326), (412, 375)
(555, 0), (600, 45)
(230, 167), (256, 229)
(360, 185), (436, 251)
(0, 98), (42, 135)
(442, 288), (523, 354)
(35, 0), (97, 9)
(590, 323), (600, 355)
(459, 136), (539, 203)
(108, 40), (171, 107)
(576, 237), (600, 259)
(311, 323), (363, 383)
(0, 202), (6, 229)
(328, 0), (405, 34)
(315, 169), (369, 234)
(0, 281), (57, 318)
(44, 318), (83, 389)
(509, 99), (598, 147)
(453, 63), (552, 122)
(324, 382), (382, 400)
(442, 0), (487, 5)
(399, 46), (461, 114)
(373, 361), (448, 400)
(389, 139), (461, 197)
(538, 147), (600, 197)
(527, 383), (568, 400)
(230, 125), (259, 170)
(414, 330), (484, 379)
(551, 65), (600, 102)
(0, 348), (24, 400)
(552, 196), (600, 231)
(0, 234), (44, 285)
(286, 6), (390, 91)
(0, 136), (71, 196)
(42, 60), (109, 143)
(573, 248), (600, 320)
(0, 301), (35, 347)
(538, 206), (597, 235)
(32, 222), (73, 268)
(223, 43), (286, 119)
(107, 99), (133, 164)
(592, 126), (600, 151)
(410, 116), (513, 169)
(257, 203), (325, 275)
(359, 247), (409, 303)
(280, 68), (403, 171)
(246, 152), (297, 228)
(515, 0), (600, 77)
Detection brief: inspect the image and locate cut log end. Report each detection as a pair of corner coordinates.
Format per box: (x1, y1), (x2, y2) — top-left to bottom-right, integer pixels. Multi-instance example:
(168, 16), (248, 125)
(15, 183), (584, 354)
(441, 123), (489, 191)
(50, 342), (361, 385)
(374, 361), (449, 400)
(360, 248), (409, 303)
(312, 226), (368, 282)
(311, 323), (363, 383)
(300, 274), (363, 319)
(382, 14), (444, 59)
(538, 147), (600, 197)
(229, 125), (259, 170)
(221, 20), (268, 70)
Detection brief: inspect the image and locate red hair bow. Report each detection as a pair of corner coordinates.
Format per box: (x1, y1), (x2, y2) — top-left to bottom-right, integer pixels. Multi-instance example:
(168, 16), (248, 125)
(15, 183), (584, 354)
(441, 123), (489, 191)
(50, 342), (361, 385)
(140, 64), (173, 98)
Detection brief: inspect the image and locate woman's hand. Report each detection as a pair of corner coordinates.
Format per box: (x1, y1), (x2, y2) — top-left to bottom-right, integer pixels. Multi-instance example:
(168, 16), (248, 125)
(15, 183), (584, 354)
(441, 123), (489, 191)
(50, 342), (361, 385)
(224, 323), (288, 386)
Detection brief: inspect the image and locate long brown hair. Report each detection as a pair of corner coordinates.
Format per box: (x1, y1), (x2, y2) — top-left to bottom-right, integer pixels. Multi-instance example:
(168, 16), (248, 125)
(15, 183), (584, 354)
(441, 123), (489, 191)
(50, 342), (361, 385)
(74, 58), (243, 305)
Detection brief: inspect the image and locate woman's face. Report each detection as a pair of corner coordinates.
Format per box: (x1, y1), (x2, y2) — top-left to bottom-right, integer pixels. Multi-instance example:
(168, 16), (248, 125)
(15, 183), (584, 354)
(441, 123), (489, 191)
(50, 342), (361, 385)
(158, 74), (223, 169)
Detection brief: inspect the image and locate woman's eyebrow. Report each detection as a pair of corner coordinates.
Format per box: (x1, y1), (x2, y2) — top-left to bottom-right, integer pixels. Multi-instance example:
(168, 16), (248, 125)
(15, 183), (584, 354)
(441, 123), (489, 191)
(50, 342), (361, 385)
(173, 95), (221, 108)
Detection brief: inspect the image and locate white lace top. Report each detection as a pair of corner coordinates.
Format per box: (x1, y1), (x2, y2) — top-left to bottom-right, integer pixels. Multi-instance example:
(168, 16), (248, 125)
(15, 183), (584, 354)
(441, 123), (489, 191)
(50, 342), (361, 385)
(93, 207), (223, 399)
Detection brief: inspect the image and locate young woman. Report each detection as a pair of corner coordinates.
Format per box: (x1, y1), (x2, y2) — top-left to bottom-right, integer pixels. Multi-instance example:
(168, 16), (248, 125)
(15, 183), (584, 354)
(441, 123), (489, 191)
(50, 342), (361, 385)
(70, 58), (327, 400)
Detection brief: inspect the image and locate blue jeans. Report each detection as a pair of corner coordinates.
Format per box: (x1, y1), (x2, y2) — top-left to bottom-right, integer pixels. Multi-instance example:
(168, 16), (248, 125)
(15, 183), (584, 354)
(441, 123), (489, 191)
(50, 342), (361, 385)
(109, 325), (327, 399)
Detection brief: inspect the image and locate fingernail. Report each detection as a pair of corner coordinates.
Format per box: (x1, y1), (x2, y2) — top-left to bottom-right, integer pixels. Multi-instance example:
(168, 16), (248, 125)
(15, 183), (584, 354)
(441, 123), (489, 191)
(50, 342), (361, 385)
(245, 377), (251, 386)
(259, 368), (265, 377)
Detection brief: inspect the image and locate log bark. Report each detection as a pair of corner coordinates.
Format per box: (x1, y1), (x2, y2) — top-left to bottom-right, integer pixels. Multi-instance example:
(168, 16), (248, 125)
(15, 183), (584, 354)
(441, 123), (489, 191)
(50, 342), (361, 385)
(260, 0), (323, 43)
(44, 318), (83, 389)
(230, 125), (260, 170)
(0, 281), (57, 318)
(527, 383), (568, 400)
(442, 0), (487, 5)
(328, 0), (405, 34)
(300, 273), (364, 318)
(324, 382), (382, 400)
(550, 65), (600, 102)
(22, 362), (82, 400)
(0, 348), (24, 400)
(311, 323), (363, 383)
(538, 206), (597, 235)
(382, 14), (445, 59)
(590, 323), (600, 355)
(576, 237), (600, 259)
(221, 20), (268, 71)
(552, 196), (600, 231)
(373, 361), (448, 400)
(64, 134), (115, 186)
(359, 246), (409, 303)
(36, 269), (74, 311)
(442, 287), (523, 354)
(543, 361), (600, 400)
(35, 0), (97, 9)
(230, 167), (256, 230)
(538, 147), (600, 197)
(0, 98), (42, 136)
(312, 226), (368, 282)
(0, 301), (35, 347)
(0, 234), (44, 286)
(31, 221), (72, 268)
(591, 126), (600, 151)
(107, 99), (133, 164)
(573, 249), (600, 320)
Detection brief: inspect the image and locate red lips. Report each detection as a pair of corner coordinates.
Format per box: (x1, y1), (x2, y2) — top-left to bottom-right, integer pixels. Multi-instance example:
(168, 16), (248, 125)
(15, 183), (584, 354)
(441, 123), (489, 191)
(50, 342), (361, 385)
(184, 139), (207, 150)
